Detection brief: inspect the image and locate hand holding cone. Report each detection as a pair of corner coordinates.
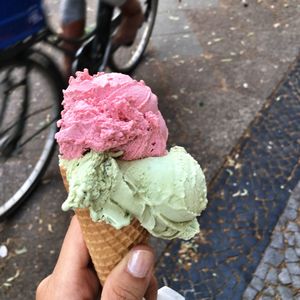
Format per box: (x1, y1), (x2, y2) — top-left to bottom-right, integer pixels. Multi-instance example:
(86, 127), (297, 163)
(60, 166), (149, 284)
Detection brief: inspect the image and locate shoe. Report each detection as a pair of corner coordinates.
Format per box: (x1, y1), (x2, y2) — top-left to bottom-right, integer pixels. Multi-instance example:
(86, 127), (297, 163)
(112, 0), (144, 48)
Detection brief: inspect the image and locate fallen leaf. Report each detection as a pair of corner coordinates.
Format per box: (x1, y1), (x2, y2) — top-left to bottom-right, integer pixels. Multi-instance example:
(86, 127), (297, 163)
(15, 247), (27, 255)
(221, 58), (232, 62)
(169, 16), (179, 21)
(48, 224), (54, 233)
(6, 270), (20, 282)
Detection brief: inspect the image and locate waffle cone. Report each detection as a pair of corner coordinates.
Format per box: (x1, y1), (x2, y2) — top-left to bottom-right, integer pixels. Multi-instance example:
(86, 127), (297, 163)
(60, 166), (149, 284)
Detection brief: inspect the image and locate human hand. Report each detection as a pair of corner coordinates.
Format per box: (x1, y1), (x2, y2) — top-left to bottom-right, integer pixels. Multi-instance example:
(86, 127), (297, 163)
(36, 216), (100, 299)
(101, 244), (157, 300)
(36, 216), (157, 300)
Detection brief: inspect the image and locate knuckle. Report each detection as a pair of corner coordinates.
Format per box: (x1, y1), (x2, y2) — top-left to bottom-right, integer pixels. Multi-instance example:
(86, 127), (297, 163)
(110, 282), (141, 300)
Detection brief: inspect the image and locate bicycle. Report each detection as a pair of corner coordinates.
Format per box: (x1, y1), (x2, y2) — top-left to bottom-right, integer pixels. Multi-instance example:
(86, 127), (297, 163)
(0, 0), (158, 220)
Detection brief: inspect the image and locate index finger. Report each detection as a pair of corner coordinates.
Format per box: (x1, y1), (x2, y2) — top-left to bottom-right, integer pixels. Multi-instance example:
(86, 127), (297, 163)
(54, 215), (90, 273)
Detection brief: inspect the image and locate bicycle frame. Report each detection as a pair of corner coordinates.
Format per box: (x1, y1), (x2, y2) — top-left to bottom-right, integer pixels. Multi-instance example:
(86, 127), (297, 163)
(0, 0), (157, 219)
(93, 1), (114, 71)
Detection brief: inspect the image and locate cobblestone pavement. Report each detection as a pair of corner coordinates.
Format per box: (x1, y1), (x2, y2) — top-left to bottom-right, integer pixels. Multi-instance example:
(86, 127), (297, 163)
(1, 0), (300, 299)
(156, 57), (300, 299)
(244, 182), (300, 299)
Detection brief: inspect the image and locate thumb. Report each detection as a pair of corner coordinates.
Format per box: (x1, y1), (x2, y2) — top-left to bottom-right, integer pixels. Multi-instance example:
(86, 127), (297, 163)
(101, 245), (157, 300)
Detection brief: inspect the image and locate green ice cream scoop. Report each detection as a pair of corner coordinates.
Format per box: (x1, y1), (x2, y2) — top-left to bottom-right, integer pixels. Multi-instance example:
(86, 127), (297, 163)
(61, 146), (207, 240)
(60, 151), (138, 228)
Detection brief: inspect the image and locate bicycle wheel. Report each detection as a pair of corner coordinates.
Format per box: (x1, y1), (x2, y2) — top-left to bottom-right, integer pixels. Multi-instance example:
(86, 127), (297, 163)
(109, 0), (158, 74)
(0, 50), (64, 220)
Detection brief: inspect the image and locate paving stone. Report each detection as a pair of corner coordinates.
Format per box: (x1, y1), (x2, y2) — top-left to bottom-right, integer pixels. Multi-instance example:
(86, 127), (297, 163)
(270, 232), (284, 249)
(183, 291), (196, 300)
(291, 275), (300, 288)
(277, 286), (293, 300)
(265, 267), (278, 284)
(262, 286), (275, 297)
(295, 233), (300, 247)
(285, 209), (298, 221)
(285, 248), (299, 262)
(243, 287), (257, 300)
(251, 276), (264, 292)
(216, 287), (235, 300)
(243, 183), (300, 296)
(277, 215), (288, 227)
(284, 232), (293, 241)
(264, 248), (284, 267)
(286, 222), (299, 232)
(278, 268), (292, 284)
(287, 262), (300, 275)
(287, 197), (298, 210)
(286, 234), (295, 246)
(260, 296), (273, 300)
(255, 263), (269, 280)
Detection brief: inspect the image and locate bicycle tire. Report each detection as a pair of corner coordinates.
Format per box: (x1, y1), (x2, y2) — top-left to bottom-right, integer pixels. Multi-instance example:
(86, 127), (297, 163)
(109, 0), (158, 74)
(0, 50), (64, 220)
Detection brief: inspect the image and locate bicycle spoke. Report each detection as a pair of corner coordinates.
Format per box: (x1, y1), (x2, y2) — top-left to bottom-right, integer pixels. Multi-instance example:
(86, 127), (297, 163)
(0, 67), (27, 130)
(0, 91), (8, 127)
(18, 116), (57, 148)
(0, 105), (53, 136)
(3, 78), (27, 92)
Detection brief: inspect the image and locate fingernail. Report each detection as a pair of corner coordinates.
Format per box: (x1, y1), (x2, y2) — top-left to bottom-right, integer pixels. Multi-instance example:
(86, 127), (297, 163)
(127, 250), (154, 278)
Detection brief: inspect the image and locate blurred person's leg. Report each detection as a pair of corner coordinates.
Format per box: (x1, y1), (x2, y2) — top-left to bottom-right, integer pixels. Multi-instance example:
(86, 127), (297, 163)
(106, 0), (144, 47)
(60, 0), (143, 76)
(60, 0), (86, 76)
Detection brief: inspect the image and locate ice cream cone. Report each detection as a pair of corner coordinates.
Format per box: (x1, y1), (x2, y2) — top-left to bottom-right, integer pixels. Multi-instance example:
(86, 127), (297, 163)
(60, 166), (149, 284)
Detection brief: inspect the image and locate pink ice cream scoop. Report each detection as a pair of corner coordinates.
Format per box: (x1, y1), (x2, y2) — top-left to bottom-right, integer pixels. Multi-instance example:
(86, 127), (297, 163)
(55, 69), (168, 160)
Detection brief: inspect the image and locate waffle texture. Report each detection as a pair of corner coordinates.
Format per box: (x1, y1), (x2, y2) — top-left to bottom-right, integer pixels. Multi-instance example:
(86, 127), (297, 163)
(60, 167), (149, 284)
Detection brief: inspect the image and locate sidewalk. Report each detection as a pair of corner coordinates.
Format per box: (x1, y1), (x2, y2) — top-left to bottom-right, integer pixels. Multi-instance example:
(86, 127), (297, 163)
(244, 182), (300, 299)
(1, 0), (300, 299)
(155, 56), (300, 299)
